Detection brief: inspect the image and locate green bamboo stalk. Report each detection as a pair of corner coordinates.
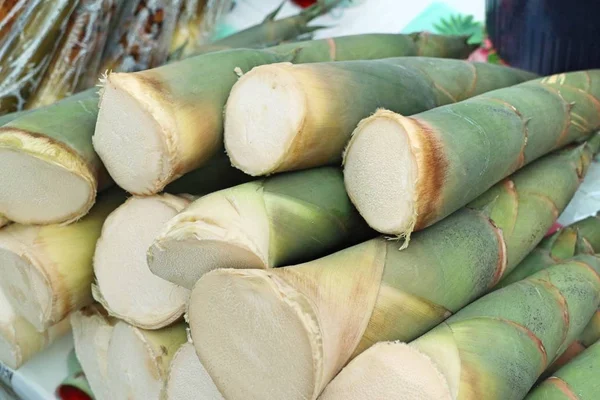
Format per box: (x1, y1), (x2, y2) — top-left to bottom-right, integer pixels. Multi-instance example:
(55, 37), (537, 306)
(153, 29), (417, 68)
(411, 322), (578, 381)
(0, 190), (124, 331)
(26, 0), (117, 109)
(224, 57), (537, 176)
(344, 70), (600, 243)
(187, 0), (343, 56)
(0, 88), (109, 225)
(527, 340), (600, 400)
(321, 254), (600, 400)
(148, 167), (373, 289)
(575, 212), (600, 252)
(496, 214), (600, 374)
(500, 215), (600, 287)
(187, 136), (599, 400)
(0, 0), (78, 113)
(99, 0), (181, 73)
(92, 32), (477, 195)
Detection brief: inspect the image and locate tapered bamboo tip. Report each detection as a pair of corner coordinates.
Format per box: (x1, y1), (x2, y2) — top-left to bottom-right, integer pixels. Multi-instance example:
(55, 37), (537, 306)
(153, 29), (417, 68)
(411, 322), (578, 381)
(225, 63), (306, 176)
(0, 230), (52, 331)
(320, 342), (452, 400)
(343, 110), (419, 236)
(189, 269), (319, 400)
(166, 343), (224, 400)
(94, 73), (175, 195)
(94, 195), (191, 328)
(0, 129), (95, 224)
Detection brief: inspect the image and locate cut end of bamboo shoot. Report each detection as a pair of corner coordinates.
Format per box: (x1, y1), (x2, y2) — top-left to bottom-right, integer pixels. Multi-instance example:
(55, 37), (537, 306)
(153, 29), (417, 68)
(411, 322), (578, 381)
(344, 110), (419, 236)
(320, 342), (452, 400)
(71, 305), (117, 400)
(225, 63), (306, 176)
(0, 287), (70, 369)
(107, 322), (186, 400)
(0, 130), (95, 225)
(94, 73), (175, 195)
(93, 195), (191, 329)
(166, 342), (224, 400)
(0, 239), (53, 332)
(189, 269), (319, 400)
(148, 188), (270, 289)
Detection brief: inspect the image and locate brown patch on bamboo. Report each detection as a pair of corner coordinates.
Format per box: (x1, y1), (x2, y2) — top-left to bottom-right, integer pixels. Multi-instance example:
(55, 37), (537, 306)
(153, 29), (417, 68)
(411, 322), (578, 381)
(411, 118), (449, 230)
(487, 217), (508, 287)
(530, 278), (570, 360)
(499, 318), (548, 374)
(546, 377), (579, 400)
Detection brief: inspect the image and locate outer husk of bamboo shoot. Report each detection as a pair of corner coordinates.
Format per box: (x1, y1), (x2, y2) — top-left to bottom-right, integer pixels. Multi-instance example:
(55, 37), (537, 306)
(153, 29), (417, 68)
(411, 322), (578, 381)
(224, 58), (536, 176)
(343, 70), (600, 240)
(0, 288), (70, 369)
(322, 255), (600, 400)
(0, 89), (110, 225)
(149, 167), (372, 289)
(70, 304), (118, 400)
(0, 191), (123, 331)
(188, 141), (596, 400)
(93, 194), (192, 329)
(107, 321), (187, 400)
(527, 340), (600, 399)
(165, 342), (224, 400)
(496, 212), (600, 374)
(93, 32), (476, 195)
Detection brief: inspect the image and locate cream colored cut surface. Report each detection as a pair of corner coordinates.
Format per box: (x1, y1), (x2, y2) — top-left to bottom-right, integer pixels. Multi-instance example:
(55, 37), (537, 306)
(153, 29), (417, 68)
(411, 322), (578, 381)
(344, 114), (418, 235)
(189, 269), (317, 400)
(0, 244), (52, 331)
(320, 342), (452, 400)
(166, 343), (224, 400)
(148, 187), (270, 289)
(0, 148), (91, 224)
(93, 75), (173, 195)
(107, 322), (165, 400)
(94, 195), (190, 328)
(71, 307), (116, 400)
(224, 63), (306, 176)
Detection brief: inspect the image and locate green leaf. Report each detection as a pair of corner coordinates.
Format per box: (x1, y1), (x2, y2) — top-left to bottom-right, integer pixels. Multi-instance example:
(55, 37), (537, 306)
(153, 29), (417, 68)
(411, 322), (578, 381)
(433, 13), (484, 45)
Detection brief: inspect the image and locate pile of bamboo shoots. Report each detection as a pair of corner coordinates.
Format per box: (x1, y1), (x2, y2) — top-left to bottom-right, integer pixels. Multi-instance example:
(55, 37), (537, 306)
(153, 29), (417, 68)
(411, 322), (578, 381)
(0, 7), (599, 399)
